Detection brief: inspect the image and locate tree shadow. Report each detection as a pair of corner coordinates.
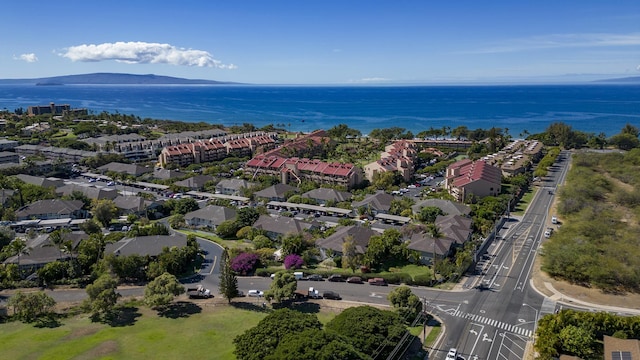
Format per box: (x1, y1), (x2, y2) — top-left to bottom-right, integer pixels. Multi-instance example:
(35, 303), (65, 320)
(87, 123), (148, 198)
(273, 300), (321, 314)
(231, 300), (271, 313)
(158, 301), (202, 319)
(95, 307), (142, 327)
(34, 314), (63, 328)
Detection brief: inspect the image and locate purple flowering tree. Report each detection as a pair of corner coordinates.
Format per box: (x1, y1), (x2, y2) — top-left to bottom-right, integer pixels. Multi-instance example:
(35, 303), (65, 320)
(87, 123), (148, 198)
(284, 254), (304, 270)
(230, 252), (259, 275)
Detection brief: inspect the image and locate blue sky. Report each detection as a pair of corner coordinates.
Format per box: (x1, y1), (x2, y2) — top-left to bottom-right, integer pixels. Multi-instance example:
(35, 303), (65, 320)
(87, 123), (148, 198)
(2, 1), (639, 84)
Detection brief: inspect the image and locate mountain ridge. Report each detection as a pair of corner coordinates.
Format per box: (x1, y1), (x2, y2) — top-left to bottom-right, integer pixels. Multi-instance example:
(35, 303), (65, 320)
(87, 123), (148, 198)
(0, 72), (240, 85)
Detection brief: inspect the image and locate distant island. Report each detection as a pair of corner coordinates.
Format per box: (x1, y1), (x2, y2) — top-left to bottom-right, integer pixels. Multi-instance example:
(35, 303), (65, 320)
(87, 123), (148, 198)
(0, 72), (239, 85)
(594, 76), (640, 83)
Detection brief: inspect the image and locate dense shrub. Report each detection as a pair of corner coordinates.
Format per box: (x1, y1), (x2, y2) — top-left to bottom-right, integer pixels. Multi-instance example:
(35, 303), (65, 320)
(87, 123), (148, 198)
(230, 252), (259, 275)
(283, 254), (304, 270)
(413, 273), (434, 286)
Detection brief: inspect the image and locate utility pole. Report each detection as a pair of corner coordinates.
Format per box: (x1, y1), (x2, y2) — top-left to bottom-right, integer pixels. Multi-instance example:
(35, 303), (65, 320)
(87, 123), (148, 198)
(423, 297), (428, 344)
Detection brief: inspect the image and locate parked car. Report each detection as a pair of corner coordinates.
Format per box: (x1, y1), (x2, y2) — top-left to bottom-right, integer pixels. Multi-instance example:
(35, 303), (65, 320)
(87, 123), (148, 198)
(551, 215), (558, 224)
(247, 290), (264, 297)
(346, 276), (363, 284)
(446, 348), (457, 360)
(308, 274), (323, 281)
(88, 178), (97, 183)
(327, 274), (346, 282)
(322, 291), (342, 300)
(368, 277), (387, 286)
(544, 227), (553, 238)
(107, 181), (115, 186)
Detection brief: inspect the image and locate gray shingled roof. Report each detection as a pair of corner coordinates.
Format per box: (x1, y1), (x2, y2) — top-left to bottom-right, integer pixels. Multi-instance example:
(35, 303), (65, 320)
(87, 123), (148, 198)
(316, 225), (377, 254)
(253, 184), (298, 199)
(411, 199), (471, 217)
(184, 205), (237, 225)
(105, 234), (188, 257)
(352, 192), (394, 212)
(302, 188), (352, 203)
(252, 214), (313, 237)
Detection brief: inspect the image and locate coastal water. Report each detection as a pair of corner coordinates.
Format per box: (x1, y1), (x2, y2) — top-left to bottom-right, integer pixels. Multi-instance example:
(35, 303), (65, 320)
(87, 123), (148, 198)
(1, 84), (639, 137)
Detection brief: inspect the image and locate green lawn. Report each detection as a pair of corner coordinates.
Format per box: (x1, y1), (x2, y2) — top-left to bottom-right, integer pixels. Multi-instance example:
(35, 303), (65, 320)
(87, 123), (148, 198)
(0, 305), (267, 360)
(386, 264), (432, 279)
(177, 229), (252, 250)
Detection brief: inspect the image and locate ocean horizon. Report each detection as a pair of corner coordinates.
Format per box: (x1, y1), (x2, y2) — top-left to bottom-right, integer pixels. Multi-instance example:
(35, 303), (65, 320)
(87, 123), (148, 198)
(1, 83), (639, 137)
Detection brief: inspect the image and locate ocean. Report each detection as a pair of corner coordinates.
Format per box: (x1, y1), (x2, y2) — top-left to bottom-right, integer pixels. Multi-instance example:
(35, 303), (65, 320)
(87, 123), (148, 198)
(1, 84), (639, 137)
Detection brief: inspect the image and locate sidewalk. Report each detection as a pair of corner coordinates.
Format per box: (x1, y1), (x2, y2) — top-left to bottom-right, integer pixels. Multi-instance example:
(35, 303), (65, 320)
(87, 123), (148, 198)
(530, 279), (640, 315)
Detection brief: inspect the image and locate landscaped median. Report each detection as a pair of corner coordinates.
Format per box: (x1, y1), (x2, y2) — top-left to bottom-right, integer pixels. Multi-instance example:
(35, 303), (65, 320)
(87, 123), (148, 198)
(257, 264), (437, 287)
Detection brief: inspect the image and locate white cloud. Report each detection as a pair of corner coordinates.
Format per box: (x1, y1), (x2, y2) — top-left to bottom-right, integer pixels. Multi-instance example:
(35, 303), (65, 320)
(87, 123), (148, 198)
(60, 41), (236, 69)
(13, 53), (38, 63)
(637, 64), (640, 71)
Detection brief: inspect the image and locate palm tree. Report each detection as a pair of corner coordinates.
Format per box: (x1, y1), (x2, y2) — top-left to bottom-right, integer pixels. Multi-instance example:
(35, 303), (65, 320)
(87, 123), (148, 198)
(427, 224), (443, 282)
(9, 239), (31, 266)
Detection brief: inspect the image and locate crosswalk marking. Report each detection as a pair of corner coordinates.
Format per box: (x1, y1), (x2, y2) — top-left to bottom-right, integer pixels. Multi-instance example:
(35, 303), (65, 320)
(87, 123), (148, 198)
(444, 308), (533, 337)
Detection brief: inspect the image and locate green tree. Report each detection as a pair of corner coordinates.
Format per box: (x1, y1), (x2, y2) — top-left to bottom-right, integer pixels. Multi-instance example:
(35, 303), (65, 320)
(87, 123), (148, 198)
(216, 220), (239, 238)
(281, 233), (304, 256)
(267, 328), (369, 360)
(143, 272), (185, 309)
(168, 214), (185, 229)
(7, 291), (56, 323)
(265, 272), (297, 303)
(236, 207), (260, 228)
(325, 306), (406, 359)
(92, 199), (118, 228)
(387, 285), (422, 322)
(7, 238), (30, 266)
(415, 206), (445, 223)
(218, 249), (239, 303)
(79, 218), (102, 235)
(37, 261), (69, 285)
(172, 198), (200, 215)
(233, 308), (322, 360)
(84, 273), (120, 320)
(558, 325), (595, 359)
(342, 235), (359, 272)
(77, 233), (105, 274)
(252, 234), (273, 249)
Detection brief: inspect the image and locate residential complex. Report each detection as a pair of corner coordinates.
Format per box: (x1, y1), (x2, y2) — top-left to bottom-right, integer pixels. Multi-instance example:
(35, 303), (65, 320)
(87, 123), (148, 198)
(445, 159), (502, 201)
(363, 139), (417, 182)
(158, 132), (277, 167)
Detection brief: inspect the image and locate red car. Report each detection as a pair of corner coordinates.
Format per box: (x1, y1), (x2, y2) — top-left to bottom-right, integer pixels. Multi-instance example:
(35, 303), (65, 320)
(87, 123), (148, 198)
(346, 276), (363, 284)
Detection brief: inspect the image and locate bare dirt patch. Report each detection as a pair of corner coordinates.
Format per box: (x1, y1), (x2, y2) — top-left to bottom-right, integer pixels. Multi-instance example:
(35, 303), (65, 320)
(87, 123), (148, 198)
(74, 340), (119, 360)
(64, 325), (101, 340)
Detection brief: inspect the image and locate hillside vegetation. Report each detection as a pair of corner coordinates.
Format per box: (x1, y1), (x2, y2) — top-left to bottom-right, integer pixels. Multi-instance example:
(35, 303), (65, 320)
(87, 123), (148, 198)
(541, 149), (640, 293)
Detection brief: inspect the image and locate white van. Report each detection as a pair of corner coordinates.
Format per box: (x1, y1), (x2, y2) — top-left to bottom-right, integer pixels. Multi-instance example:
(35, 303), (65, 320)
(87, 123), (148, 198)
(551, 215), (558, 224)
(293, 272), (304, 280)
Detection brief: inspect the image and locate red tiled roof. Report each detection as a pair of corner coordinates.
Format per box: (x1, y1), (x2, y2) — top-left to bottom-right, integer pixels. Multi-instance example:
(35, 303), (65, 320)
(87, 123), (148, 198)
(451, 160), (502, 187)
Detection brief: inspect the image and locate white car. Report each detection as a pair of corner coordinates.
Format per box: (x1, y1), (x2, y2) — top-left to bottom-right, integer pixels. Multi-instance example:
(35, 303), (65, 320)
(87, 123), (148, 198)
(446, 348), (457, 360)
(247, 290), (264, 297)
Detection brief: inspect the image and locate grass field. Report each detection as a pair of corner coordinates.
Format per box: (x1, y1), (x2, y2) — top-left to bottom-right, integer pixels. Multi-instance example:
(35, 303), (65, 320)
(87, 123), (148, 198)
(0, 299), (345, 360)
(0, 303), (268, 360)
